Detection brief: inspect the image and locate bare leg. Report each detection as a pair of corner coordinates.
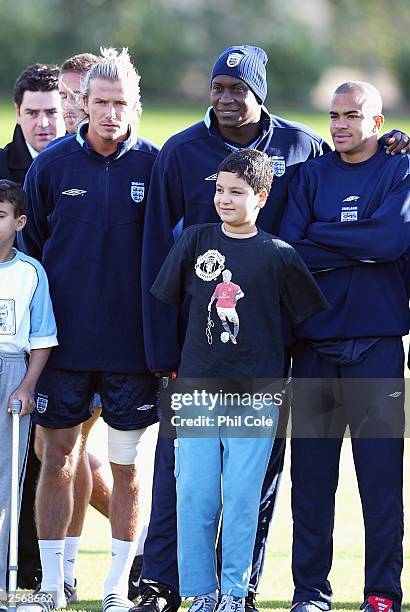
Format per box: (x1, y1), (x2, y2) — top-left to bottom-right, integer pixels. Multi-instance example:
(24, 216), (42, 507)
(35, 425), (82, 539)
(35, 412), (111, 526)
(89, 452), (111, 518)
(72, 407), (111, 524)
(102, 463), (139, 600)
(110, 463), (139, 541)
(66, 439), (92, 537)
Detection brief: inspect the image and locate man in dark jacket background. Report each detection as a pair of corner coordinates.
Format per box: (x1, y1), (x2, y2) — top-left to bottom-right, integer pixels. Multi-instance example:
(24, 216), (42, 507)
(0, 62), (65, 590)
(0, 63), (65, 183)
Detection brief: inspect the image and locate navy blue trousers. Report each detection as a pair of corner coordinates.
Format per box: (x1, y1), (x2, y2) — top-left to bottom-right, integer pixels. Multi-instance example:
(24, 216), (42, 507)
(140, 399), (289, 602)
(291, 338), (404, 610)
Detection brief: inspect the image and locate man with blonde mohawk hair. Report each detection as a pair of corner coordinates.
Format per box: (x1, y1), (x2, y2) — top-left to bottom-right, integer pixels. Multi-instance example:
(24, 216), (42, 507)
(18, 48), (159, 612)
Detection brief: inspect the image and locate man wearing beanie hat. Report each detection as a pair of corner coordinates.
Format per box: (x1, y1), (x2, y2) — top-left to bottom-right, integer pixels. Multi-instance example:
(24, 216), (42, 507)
(135, 46), (410, 612)
(210, 45), (268, 105)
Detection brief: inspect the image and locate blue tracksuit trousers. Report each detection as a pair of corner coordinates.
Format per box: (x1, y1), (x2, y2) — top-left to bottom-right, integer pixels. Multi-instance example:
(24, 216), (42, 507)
(175, 413), (278, 597)
(141, 398), (289, 601)
(291, 338), (404, 611)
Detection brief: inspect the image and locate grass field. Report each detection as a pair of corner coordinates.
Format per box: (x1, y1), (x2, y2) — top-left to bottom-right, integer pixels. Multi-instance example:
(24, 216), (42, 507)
(3, 103), (410, 611)
(1, 102), (410, 147)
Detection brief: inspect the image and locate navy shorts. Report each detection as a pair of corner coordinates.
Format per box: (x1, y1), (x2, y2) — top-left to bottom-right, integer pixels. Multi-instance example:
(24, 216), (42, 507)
(33, 366), (159, 431)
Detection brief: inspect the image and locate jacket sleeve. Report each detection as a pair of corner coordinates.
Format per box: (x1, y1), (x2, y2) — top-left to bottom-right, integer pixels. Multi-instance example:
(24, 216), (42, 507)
(306, 158), (410, 262)
(279, 167), (363, 271)
(0, 148), (12, 180)
(314, 137), (332, 157)
(141, 142), (186, 373)
(18, 160), (53, 261)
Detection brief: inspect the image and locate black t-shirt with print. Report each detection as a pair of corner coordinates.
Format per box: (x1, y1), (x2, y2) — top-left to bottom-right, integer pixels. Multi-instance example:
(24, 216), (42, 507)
(151, 223), (327, 378)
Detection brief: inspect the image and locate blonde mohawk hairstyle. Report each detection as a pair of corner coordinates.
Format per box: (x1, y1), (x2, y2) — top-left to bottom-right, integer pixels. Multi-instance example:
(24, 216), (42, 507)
(82, 46), (142, 122)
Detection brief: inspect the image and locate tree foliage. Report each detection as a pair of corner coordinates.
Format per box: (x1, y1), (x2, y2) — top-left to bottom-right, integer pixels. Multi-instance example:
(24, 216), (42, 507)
(0, 0), (408, 105)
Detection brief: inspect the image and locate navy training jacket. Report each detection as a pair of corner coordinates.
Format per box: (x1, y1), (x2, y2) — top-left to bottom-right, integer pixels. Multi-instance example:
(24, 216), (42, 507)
(20, 125), (159, 372)
(280, 149), (410, 340)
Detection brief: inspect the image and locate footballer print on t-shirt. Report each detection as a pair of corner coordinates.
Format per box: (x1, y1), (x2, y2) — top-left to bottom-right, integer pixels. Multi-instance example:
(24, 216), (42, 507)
(0, 299), (16, 335)
(207, 269), (244, 346)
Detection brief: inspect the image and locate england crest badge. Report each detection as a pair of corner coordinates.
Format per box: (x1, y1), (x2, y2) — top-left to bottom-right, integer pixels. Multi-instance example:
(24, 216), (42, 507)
(227, 52), (242, 67)
(131, 181), (145, 203)
(271, 156), (286, 177)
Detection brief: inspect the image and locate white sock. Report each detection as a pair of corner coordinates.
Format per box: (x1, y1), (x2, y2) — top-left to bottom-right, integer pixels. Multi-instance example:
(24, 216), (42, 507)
(39, 539), (66, 608)
(103, 538), (138, 599)
(64, 536), (81, 587)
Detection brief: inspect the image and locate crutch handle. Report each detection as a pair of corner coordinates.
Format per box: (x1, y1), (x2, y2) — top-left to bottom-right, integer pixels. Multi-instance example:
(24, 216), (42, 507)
(11, 399), (22, 415)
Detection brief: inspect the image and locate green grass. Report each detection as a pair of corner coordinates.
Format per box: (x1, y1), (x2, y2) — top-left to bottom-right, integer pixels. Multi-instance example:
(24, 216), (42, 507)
(1, 102), (410, 148)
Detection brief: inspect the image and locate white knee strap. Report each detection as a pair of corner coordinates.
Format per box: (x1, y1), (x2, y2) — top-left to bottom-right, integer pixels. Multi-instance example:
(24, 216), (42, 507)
(107, 426), (147, 465)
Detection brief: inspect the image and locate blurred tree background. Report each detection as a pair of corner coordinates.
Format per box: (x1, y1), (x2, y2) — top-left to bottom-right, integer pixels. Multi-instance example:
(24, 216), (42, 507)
(0, 0), (409, 109)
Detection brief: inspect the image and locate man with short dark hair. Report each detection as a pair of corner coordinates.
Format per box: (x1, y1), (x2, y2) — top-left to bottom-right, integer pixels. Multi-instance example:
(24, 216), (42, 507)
(0, 62), (65, 592)
(0, 63), (65, 182)
(280, 80), (410, 612)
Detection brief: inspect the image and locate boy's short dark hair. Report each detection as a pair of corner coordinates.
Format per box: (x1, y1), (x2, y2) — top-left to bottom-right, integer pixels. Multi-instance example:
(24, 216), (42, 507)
(217, 149), (274, 195)
(14, 63), (60, 108)
(60, 53), (100, 76)
(0, 180), (27, 217)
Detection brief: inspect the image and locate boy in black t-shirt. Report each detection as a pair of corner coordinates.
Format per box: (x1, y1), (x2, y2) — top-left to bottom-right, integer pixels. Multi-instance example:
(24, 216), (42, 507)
(151, 150), (326, 612)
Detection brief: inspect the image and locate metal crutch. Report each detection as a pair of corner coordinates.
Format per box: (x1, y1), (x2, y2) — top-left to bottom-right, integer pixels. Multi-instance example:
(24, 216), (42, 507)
(8, 399), (22, 612)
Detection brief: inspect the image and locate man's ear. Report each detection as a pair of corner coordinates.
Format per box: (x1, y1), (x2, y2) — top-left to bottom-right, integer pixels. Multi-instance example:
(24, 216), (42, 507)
(374, 114), (384, 133)
(15, 103), (21, 125)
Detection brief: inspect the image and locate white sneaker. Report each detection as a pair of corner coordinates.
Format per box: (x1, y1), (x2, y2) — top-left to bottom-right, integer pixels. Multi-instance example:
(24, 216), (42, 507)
(17, 592), (59, 612)
(102, 593), (134, 612)
(188, 594), (218, 612)
(217, 595), (245, 612)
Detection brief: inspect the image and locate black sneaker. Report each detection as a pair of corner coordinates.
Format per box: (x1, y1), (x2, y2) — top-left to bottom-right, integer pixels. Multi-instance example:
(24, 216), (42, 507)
(128, 555), (143, 601)
(17, 569), (42, 591)
(129, 584), (179, 612)
(245, 592), (258, 612)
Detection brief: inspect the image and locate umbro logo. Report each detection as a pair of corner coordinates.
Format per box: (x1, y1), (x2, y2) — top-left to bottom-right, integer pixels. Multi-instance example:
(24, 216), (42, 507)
(205, 173), (218, 181)
(388, 391), (402, 398)
(342, 195), (360, 202)
(62, 189), (87, 196)
(137, 404), (154, 411)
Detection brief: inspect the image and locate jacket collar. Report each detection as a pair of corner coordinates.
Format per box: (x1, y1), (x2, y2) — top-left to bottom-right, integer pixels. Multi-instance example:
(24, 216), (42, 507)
(76, 121), (139, 159)
(8, 125), (33, 170)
